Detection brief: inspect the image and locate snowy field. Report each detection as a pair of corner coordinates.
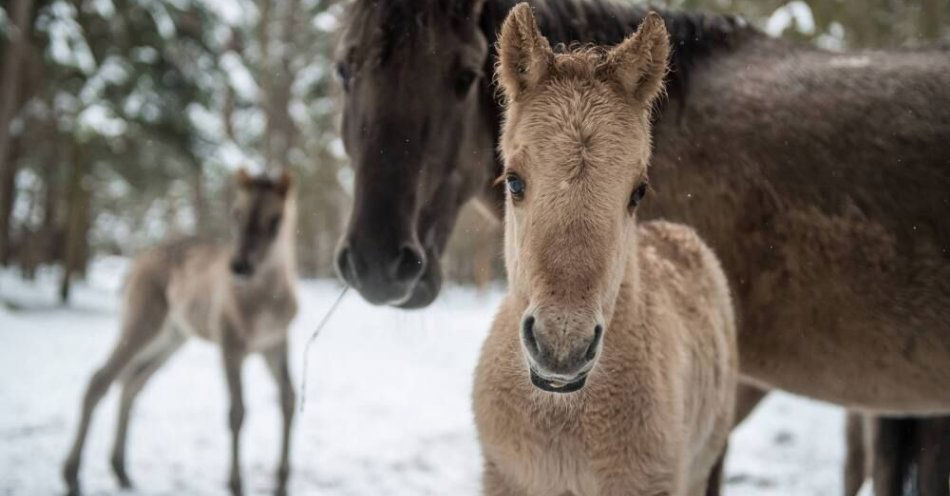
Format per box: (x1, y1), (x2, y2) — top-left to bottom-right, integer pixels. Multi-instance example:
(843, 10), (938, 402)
(0, 258), (849, 496)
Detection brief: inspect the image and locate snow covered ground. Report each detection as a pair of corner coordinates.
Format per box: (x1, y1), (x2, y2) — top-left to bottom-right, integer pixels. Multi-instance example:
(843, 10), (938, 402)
(0, 258), (849, 495)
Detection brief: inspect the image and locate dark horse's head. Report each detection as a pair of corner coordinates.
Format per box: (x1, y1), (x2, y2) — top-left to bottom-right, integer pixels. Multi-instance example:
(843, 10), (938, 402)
(334, 0), (749, 308)
(334, 0), (498, 308)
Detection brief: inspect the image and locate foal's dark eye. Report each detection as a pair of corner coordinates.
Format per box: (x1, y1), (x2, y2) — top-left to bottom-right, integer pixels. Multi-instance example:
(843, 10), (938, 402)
(506, 173), (525, 201)
(336, 62), (352, 90)
(453, 70), (478, 97)
(628, 182), (648, 213)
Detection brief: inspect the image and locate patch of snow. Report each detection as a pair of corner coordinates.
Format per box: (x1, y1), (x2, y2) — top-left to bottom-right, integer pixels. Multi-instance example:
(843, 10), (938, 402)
(77, 104), (127, 138)
(766, 1), (816, 37)
(0, 263), (848, 495)
(817, 22), (847, 52)
(41, 0), (97, 74)
(313, 11), (339, 33)
(221, 51), (260, 102)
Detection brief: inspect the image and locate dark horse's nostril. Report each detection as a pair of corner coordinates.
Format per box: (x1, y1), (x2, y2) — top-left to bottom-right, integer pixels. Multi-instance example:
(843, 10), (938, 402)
(335, 246), (356, 284)
(522, 315), (539, 355)
(586, 324), (603, 361)
(393, 244), (425, 282)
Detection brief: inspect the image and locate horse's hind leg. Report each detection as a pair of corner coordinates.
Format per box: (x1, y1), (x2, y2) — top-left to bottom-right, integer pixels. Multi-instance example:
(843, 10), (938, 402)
(263, 339), (295, 496)
(110, 326), (186, 488)
(872, 417), (915, 496)
(913, 417), (950, 496)
(62, 289), (168, 495)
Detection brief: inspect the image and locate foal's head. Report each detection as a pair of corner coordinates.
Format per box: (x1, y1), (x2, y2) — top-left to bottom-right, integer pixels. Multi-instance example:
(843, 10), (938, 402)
(230, 169), (294, 278)
(497, 5), (669, 393)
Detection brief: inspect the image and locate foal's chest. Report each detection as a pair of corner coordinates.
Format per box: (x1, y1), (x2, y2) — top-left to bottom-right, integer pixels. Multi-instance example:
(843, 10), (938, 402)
(234, 284), (298, 351)
(489, 402), (599, 496)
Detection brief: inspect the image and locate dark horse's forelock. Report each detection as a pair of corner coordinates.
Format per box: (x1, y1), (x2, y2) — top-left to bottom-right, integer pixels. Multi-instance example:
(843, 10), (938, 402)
(480, 0), (755, 104)
(345, 0), (484, 65)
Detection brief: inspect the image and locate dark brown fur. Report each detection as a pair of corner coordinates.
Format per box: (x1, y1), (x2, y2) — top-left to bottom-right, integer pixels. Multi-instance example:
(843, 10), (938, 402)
(336, 0), (950, 492)
(845, 413), (950, 496)
(337, 0), (950, 409)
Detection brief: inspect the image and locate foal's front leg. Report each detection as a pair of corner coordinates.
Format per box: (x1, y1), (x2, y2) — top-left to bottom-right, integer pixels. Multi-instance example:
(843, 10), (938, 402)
(263, 340), (295, 496)
(222, 337), (247, 496)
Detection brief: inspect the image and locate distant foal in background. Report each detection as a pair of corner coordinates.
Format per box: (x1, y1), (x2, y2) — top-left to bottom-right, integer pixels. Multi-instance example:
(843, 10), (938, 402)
(63, 170), (299, 496)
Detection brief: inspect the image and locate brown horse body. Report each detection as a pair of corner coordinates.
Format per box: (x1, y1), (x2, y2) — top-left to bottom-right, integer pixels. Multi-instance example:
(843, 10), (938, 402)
(475, 10), (737, 495)
(336, 0), (950, 413)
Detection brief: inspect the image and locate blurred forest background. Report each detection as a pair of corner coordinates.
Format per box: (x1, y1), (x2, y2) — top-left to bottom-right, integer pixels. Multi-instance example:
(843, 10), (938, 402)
(0, 0), (947, 302)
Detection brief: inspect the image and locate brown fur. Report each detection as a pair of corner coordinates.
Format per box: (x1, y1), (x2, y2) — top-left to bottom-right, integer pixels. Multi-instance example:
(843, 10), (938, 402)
(473, 9), (737, 495)
(336, 0), (950, 412)
(62, 170), (299, 496)
(336, 0), (950, 492)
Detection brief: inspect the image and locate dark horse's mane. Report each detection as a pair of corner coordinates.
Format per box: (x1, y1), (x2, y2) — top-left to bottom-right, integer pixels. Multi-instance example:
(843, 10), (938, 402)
(346, 0), (759, 104)
(480, 0), (757, 102)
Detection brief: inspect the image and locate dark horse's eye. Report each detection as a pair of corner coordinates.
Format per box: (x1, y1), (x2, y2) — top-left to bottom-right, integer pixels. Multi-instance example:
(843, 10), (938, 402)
(454, 70), (478, 97)
(506, 173), (525, 201)
(336, 62), (352, 90)
(629, 182), (648, 213)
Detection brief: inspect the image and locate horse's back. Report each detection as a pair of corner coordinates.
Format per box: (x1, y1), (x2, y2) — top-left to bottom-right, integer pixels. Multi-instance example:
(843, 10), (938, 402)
(648, 39), (950, 413)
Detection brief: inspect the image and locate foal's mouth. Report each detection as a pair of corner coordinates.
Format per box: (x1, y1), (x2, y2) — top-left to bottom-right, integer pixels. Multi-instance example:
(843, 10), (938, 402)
(529, 369), (589, 394)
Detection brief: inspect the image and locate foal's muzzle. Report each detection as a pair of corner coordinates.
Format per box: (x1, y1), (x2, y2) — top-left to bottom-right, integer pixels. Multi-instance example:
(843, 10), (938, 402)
(521, 313), (604, 394)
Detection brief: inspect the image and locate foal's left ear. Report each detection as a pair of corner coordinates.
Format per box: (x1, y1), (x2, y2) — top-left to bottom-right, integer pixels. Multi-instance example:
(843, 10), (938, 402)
(275, 169), (294, 197)
(603, 12), (670, 106)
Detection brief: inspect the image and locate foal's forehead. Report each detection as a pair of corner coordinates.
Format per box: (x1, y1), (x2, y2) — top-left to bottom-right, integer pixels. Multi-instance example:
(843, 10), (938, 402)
(514, 82), (649, 179)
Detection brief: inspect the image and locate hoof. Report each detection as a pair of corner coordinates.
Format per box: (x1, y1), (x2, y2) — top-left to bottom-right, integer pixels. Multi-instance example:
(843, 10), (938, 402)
(275, 465), (289, 496)
(116, 474), (133, 490)
(111, 458), (133, 489)
(63, 461), (80, 496)
(229, 477), (244, 496)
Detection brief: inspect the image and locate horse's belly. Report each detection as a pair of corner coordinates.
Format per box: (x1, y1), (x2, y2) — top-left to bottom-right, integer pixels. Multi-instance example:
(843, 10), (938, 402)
(725, 205), (950, 413)
(739, 288), (950, 413)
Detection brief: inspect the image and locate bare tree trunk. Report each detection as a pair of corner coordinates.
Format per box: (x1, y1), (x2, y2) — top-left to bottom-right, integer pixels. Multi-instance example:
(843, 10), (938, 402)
(191, 160), (208, 232)
(0, 0), (36, 265)
(60, 143), (89, 304)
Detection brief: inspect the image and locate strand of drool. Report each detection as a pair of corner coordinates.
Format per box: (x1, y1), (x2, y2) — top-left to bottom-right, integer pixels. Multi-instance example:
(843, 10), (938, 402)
(299, 285), (349, 412)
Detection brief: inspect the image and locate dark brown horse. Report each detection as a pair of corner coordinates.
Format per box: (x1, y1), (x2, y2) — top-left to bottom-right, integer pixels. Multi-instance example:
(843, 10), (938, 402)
(333, 0), (949, 490)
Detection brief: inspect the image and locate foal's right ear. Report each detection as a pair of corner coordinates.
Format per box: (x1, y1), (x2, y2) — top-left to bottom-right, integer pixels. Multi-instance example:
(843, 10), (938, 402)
(497, 3), (553, 101)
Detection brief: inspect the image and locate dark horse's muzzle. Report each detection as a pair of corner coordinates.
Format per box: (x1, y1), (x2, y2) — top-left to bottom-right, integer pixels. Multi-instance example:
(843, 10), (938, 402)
(335, 238), (439, 308)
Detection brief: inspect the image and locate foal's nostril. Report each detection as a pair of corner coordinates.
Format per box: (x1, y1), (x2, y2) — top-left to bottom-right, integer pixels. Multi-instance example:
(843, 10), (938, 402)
(522, 315), (539, 355)
(586, 324), (604, 361)
(230, 259), (252, 276)
(393, 244), (425, 282)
